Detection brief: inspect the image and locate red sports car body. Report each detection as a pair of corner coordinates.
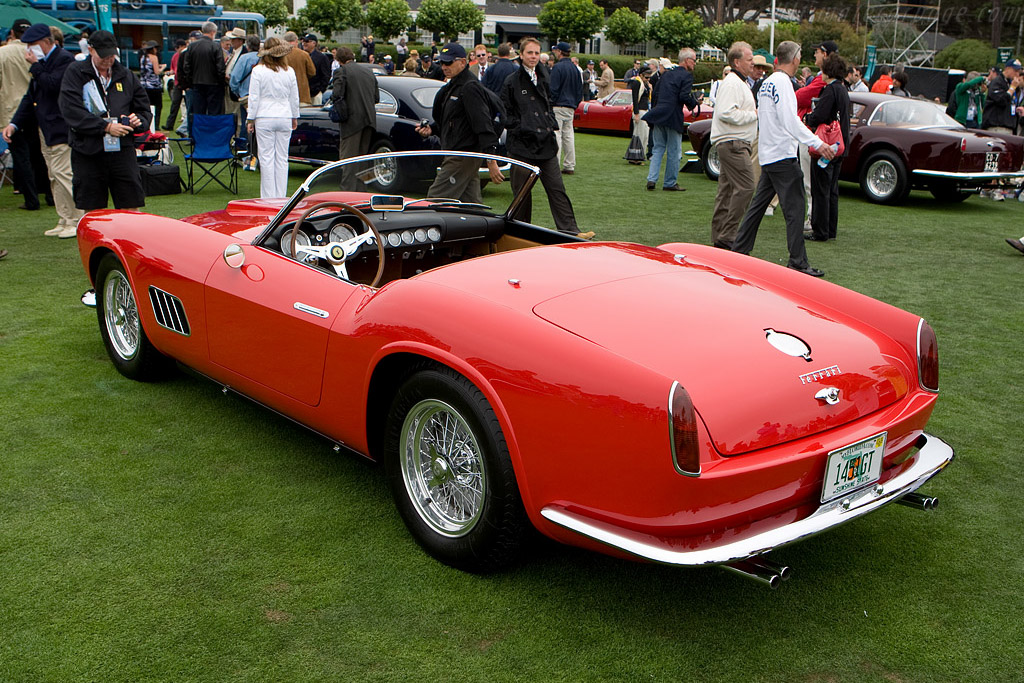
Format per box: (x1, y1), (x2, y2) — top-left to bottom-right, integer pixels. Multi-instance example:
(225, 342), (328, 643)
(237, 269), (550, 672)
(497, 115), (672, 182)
(78, 152), (953, 586)
(575, 89), (712, 135)
(687, 92), (1024, 203)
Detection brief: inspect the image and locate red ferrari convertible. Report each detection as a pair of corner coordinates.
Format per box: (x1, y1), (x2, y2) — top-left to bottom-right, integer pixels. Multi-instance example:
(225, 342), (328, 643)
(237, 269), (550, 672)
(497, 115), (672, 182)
(687, 92), (1024, 203)
(575, 89), (712, 135)
(78, 151), (953, 587)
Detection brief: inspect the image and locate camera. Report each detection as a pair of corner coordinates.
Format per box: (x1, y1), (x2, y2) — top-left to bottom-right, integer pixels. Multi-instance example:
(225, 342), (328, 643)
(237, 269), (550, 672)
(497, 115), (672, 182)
(119, 115), (132, 127)
(420, 119), (430, 129)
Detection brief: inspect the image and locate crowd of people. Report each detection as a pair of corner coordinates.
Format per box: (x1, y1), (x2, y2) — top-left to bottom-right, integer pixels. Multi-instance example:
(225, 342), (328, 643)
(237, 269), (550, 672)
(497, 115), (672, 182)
(3, 20), (1024, 266)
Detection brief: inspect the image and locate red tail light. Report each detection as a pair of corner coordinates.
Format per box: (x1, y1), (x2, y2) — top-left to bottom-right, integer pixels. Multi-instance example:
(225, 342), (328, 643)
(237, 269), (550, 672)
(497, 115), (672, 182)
(917, 319), (939, 392)
(960, 137), (967, 152)
(669, 382), (701, 476)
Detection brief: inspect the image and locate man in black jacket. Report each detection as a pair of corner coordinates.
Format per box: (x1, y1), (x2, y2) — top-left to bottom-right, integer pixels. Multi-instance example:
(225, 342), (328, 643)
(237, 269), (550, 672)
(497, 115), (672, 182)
(415, 53), (444, 81)
(415, 43), (502, 204)
(58, 30), (152, 214)
(643, 49), (700, 191)
(331, 47), (379, 190)
(500, 36), (589, 238)
(982, 58), (1022, 133)
(2, 23), (83, 238)
(482, 42), (518, 94)
(181, 21), (226, 117)
(302, 34), (332, 103)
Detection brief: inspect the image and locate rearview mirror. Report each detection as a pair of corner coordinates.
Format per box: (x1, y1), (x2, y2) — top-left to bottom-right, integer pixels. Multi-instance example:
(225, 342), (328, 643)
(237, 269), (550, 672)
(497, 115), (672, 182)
(370, 195), (405, 212)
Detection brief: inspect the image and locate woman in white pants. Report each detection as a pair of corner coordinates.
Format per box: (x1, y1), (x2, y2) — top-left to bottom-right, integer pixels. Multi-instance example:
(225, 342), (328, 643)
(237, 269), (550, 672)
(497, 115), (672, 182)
(246, 37), (299, 198)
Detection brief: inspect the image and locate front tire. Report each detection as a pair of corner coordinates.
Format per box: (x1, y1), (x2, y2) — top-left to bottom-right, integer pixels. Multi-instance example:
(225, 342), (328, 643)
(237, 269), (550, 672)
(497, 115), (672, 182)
(702, 142), (721, 181)
(383, 367), (528, 572)
(860, 150), (909, 204)
(95, 254), (172, 381)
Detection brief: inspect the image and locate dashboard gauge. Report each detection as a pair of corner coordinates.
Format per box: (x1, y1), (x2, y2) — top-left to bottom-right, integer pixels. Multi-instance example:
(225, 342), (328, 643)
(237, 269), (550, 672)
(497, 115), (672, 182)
(426, 227), (442, 242)
(329, 222), (357, 244)
(387, 232), (403, 248)
(282, 230), (311, 258)
(414, 228), (428, 243)
(401, 230), (415, 245)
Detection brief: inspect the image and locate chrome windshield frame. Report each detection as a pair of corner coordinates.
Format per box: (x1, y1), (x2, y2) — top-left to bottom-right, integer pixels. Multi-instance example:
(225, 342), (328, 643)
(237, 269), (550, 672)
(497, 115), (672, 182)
(256, 150), (541, 244)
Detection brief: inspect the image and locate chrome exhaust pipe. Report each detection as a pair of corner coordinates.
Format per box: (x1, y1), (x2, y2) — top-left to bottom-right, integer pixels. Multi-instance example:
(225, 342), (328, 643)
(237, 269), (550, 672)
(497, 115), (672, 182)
(897, 491), (939, 511)
(745, 555), (792, 581)
(723, 560), (783, 589)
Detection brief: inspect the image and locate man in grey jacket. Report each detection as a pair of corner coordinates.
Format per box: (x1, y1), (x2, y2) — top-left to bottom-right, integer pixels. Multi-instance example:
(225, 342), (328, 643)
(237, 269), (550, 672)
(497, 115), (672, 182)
(331, 47), (379, 190)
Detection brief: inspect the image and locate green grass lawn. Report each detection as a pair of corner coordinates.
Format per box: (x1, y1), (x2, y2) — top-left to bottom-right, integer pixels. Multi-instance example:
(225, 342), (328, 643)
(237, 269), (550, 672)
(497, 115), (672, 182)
(2, 132), (1023, 681)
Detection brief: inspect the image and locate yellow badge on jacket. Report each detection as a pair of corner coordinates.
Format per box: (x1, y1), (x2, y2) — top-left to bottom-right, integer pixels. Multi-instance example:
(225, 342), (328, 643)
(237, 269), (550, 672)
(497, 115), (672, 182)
(116, 83), (123, 92)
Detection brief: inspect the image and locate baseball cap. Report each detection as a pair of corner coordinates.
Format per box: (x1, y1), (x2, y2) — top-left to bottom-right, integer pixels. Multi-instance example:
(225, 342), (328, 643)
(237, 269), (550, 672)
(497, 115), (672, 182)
(1007, 58), (1022, 70)
(816, 40), (839, 55)
(554, 41), (571, 54)
(437, 42), (466, 63)
(189, 30), (202, 39)
(302, 33), (317, 43)
(384, 54), (392, 60)
(88, 30), (118, 58)
(21, 23), (51, 44)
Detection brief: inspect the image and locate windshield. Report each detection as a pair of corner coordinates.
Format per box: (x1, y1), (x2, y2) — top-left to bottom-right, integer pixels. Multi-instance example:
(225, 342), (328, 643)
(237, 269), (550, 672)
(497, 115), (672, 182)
(262, 151), (541, 237)
(868, 99), (962, 128)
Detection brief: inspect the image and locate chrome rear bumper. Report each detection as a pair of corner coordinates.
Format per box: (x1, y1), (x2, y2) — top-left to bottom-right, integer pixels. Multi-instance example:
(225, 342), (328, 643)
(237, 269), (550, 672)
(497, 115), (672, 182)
(540, 432), (953, 567)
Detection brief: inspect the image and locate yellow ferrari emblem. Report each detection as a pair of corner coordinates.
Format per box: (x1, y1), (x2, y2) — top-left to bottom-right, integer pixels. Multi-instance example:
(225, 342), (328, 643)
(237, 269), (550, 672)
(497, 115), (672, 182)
(116, 83), (123, 91)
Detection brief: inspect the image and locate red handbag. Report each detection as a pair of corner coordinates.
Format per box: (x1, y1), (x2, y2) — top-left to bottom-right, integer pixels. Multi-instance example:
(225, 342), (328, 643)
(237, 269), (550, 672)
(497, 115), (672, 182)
(809, 120), (845, 157)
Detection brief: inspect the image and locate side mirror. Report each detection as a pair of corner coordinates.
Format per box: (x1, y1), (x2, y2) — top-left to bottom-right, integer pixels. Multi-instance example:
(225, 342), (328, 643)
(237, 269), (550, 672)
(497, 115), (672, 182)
(223, 243), (245, 269)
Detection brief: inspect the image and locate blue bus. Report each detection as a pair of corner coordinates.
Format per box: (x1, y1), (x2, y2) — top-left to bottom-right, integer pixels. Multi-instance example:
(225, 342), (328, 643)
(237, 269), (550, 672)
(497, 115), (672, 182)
(30, 2), (264, 66)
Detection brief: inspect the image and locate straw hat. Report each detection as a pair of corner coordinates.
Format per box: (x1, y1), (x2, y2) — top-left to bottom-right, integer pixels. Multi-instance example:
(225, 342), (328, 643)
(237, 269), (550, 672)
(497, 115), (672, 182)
(752, 54), (773, 69)
(259, 39), (291, 58)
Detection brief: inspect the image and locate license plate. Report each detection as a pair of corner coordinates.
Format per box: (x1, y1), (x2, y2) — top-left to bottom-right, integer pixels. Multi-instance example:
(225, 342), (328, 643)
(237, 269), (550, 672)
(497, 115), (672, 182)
(985, 152), (999, 172)
(821, 432), (886, 503)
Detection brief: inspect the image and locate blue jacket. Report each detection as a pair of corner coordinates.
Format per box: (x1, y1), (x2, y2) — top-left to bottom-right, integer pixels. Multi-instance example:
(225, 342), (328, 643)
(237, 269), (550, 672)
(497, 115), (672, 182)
(483, 58), (518, 94)
(12, 45), (74, 146)
(229, 51), (259, 99)
(549, 57), (582, 109)
(642, 66), (699, 133)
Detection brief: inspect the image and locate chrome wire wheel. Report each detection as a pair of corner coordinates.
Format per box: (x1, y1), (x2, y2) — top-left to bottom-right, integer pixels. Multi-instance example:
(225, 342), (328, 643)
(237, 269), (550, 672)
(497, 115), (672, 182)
(866, 159), (897, 199)
(374, 155), (398, 187)
(707, 145), (721, 177)
(103, 270), (140, 361)
(399, 398), (486, 537)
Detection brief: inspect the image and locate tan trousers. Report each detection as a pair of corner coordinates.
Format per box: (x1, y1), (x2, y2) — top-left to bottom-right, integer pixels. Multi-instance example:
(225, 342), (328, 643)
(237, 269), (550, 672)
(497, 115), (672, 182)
(38, 130), (84, 230)
(553, 106), (576, 171)
(711, 139), (755, 249)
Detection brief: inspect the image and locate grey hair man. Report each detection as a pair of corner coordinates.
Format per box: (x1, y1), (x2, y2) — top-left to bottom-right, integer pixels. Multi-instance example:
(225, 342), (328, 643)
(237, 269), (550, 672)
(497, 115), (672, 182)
(731, 40), (835, 277)
(709, 41), (757, 249)
(181, 19), (226, 117)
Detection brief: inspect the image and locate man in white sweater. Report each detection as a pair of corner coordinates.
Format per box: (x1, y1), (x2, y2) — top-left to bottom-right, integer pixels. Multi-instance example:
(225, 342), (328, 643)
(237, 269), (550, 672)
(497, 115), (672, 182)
(731, 40), (834, 277)
(709, 42), (757, 249)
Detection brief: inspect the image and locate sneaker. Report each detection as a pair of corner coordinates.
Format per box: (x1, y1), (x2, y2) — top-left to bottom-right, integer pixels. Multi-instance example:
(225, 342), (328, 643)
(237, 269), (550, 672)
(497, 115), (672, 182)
(979, 189), (990, 198)
(993, 190), (1005, 201)
(764, 205), (774, 216)
(574, 231), (596, 240)
(1017, 191), (1024, 202)
(44, 226), (64, 236)
(57, 226), (77, 239)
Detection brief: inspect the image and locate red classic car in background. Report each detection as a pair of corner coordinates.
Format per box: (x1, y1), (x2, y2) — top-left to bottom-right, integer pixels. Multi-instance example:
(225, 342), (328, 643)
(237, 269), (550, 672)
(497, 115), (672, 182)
(575, 89), (713, 135)
(78, 151), (953, 587)
(687, 92), (1024, 203)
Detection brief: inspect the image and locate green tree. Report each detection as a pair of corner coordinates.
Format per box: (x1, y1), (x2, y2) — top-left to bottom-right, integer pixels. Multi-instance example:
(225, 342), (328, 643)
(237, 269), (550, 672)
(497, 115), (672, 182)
(415, 0), (485, 42)
(604, 7), (645, 50)
(645, 7), (705, 55)
(234, 0), (289, 29)
(295, 0), (364, 38)
(935, 39), (998, 72)
(537, 0), (605, 46)
(704, 20), (748, 51)
(365, 0), (412, 42)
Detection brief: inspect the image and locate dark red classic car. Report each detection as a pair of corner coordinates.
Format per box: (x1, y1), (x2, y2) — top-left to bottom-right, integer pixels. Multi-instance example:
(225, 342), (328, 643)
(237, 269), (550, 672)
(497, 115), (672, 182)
(575, 89), (712, 135)
(686, 92), (1024, 203)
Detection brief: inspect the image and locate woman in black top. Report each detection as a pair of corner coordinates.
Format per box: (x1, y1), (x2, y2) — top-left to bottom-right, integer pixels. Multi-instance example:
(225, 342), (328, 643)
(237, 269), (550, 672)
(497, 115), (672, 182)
(804, 53), (851, 241)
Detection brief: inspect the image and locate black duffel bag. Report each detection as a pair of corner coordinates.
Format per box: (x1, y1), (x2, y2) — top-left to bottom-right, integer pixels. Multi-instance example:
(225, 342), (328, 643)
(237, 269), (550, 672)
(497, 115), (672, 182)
(141, 164), (182, 196)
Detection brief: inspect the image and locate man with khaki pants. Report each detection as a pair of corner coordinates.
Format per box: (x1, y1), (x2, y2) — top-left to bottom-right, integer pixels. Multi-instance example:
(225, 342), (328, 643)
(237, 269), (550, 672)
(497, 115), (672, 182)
(3, 23), (83, 238)
(709, 42), (758, 249)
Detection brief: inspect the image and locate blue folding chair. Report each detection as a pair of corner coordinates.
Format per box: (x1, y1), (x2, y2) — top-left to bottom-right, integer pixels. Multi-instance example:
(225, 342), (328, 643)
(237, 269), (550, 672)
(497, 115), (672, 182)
(181, 114), (241, 194)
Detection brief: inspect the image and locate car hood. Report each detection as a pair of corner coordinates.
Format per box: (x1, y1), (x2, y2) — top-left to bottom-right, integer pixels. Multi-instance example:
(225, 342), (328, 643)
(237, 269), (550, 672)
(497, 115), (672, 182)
(419, 243), (906, 456)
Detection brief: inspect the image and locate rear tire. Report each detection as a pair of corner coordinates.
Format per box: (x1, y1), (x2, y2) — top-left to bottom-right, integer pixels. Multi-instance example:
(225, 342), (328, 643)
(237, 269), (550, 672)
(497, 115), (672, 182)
(369, 139), (403, 193)
(860, 150), (910, 204)
(95, 254), (173, 381)
(702, 142), (721, 181)
(383, 367), (528, 572)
